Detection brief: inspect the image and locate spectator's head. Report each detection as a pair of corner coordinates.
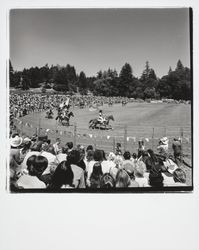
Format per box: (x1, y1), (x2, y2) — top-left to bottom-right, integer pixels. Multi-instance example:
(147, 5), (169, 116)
(173, 168), (186, 183)
(27, 155), (48, 177)
(90, 162), (103, 188)
(86, 145), (93, 151)
(56, 138), (61, 144)
(132, 153), (137, 159)
(46, 145), (56, 155)
(114, 155), (123, 168)
(100, 150), (106, 160)
(10, 135), (23, 148)
(86, 150), (94, 162)
(134, 161), (146, 178)
(46, 139), (51, 145)
(115, 169), (131, 188)
(49, 161), (74, 189)
(108, 152), (116, 161)
(66, 141), (73, 150)
(93, 149), (103, 162)
(30, 141), (43, 152)
(149, 171), (164, 187)
(67, 150), (81, 164)
(123, 151), (131, 160)
(100, 173), (115, 188)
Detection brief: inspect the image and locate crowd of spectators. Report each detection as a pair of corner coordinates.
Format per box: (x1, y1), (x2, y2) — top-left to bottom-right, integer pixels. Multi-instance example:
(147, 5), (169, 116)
(10, 93), (129, 120)
(10, 131), (186, 191)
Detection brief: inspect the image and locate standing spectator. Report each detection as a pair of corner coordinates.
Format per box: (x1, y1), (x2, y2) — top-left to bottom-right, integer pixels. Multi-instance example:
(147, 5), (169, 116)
(157, 137), (169, 157)
(53, 138), (62, 155)
(172, 138), (182, 165)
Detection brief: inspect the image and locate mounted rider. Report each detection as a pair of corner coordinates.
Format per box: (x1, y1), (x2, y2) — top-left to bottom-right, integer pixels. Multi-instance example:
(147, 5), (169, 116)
(98, 110), (106, 125)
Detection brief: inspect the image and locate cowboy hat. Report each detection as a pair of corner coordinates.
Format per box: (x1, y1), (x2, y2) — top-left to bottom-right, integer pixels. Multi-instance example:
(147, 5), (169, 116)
(160, 137), (169, 145)
(10, 135), (23, 148)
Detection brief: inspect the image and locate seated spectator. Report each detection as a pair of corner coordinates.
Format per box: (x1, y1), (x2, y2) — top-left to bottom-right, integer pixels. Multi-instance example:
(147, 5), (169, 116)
(115, 169), (132, 188)
(123, 151), (135, 174)
(75, 146), (86, 171)
(66, 150), (86, 188)
(172, 138), (182, 165)
(100, 173), (115, 188)
(172, 168), (187, 186)
(149, 165), (164, 187)
(86, 149), (104, 185)
(48, 161), (74, 189)
(134, 161), (149, 187)
(131, 153), (137, 161)
(10, 134), (23, 166)
(66, 141), (73, 153)
(89, 162), (103, 188)
(17, 155), (48, 189)
(53, 138), (62, 155)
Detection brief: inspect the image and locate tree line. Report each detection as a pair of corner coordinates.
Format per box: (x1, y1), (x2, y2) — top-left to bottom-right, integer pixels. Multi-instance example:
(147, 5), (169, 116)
(9, 60), (191, 100)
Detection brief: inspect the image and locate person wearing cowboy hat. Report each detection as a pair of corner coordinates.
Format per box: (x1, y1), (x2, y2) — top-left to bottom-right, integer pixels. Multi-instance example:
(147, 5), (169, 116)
(10, 134), (23, 177)
(157, 137), (169, 156)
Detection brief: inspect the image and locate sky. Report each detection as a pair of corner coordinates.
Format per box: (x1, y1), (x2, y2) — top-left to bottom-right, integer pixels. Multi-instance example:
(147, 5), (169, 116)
(9, 8), (190, 78)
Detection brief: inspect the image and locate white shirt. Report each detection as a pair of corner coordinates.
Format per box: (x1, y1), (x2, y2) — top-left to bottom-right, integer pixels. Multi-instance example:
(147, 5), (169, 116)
(17, 175), (46, 189)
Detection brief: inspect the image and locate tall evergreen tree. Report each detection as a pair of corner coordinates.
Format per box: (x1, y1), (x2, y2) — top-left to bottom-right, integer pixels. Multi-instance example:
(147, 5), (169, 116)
(78, 71), (88, 95)
(119, 63), (134, 96)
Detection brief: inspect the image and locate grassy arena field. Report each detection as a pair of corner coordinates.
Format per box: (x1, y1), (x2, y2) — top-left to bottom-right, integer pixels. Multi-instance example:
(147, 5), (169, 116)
(18, 102), (191, 153)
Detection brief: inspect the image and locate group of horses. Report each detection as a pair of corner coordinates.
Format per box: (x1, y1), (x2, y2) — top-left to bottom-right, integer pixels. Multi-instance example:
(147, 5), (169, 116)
(45, 107), (74, 126)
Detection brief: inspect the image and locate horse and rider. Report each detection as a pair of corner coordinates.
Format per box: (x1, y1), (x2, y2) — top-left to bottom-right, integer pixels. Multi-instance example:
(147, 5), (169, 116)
(55, 104), (74, 126)
(46, 107), (54, 119)
(89, 110), (114, 130)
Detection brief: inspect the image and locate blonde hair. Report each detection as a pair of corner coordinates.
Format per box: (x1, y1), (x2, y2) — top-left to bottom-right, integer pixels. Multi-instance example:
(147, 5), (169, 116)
(134, 161), (146, 178)
(115, 169), (131, 188)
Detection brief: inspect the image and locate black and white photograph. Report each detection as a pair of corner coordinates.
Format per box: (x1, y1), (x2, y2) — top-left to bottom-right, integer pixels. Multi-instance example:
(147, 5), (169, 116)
(1, 1), (199, 250)
(8, 8), (193, 192)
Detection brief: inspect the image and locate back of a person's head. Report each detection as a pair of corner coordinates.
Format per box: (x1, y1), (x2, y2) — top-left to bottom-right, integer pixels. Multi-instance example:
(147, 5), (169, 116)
(132, 153), (137, 159)
(115, 169), (131, 188)
(28, 155), (48, 177)
(100, 173), (115, 188)
(123, 151), (131, 160)
(67, 149), (80, 164)
(149, 166), (163, 187)
(90, 162), (103, 188)
(91, 162), (103, 178)
(86, 150), (94, 161)
(66, 141), (73, 150)
(100, 150), (106, 160)
(49, 161), (74, 189)
(173, 168), (186, 183)
(93, 149), (103, 162)
(86, 145), (93, 151)
(134, 161), (146, 178)
(46, 145), (56, 155)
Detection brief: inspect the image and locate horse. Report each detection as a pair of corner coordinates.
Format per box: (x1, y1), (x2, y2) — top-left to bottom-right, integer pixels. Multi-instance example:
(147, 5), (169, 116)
(122, 100), (128, 106)
(45, 109), (54, 119)
(89, 115), (114, 130)
(108, 101), (113, 107)
(56, 111), (74, 126)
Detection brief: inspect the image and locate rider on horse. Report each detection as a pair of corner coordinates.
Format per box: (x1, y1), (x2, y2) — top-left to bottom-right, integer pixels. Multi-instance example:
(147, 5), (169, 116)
(98, 110), (106, 125)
